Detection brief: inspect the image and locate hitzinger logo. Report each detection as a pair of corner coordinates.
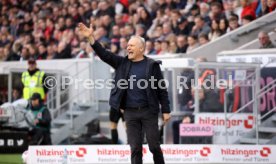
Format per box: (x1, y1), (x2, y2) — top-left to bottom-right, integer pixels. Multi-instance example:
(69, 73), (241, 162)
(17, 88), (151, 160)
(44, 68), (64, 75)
(260, 147), (271, 157)
(199, 115), (254, 129)
(200, 147), (211, 157)
(36, 147), (87, 158)
(162, 147), (211, 157)
(221, 147), (271, 157)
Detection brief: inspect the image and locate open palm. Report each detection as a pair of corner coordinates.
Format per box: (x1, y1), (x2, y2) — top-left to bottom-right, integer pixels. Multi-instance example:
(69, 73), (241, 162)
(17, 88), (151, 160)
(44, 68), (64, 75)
(78, 23), (94, 38)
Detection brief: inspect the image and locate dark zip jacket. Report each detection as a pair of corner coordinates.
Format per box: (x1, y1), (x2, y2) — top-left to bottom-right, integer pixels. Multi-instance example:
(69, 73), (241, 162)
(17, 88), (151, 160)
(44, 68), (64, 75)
(91, 41), (170, 114)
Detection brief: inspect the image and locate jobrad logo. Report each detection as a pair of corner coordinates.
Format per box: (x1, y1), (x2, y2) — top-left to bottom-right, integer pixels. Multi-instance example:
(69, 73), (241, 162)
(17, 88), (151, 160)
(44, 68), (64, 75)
(200, 147), (211, 157)
(260, 147), (271, 157)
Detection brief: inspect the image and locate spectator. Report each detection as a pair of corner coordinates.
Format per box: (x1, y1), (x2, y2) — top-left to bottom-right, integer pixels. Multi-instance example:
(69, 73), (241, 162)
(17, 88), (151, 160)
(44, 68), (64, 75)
(118, 37), (127, 57)
(210, 2), (226, 20)
(110, 25), (121, 39)
(12, 88), (22, 102)
(55, 41), (72, 59)
(174, 17), (194, 36)
(219, 18), (229, 34)
(189, 4), (201, 20)
(96, 0), (115, 18)
(169, 41), (177, 53)
(209, 19), (223, 41)
(160, 40), (170, 54)
(199, 2), (211, 25)
(145, 40), (156, 55)
(73, 41), (88, 58)
(20, 46), (30, 61)
(154, 40), (162, 55)
(171, 10), (182, 33)
(176, 35), (188, 53)
(256, 0), (276, 17)
(160, 22), (175, 41)
(0, 0), (273, 62)
(186, 35), (199, 53)
(199, 33), (209, 45)
(258, 31), (275, 48)
(227, 14), (240, 32)
(191, 16), (211, 37)
(5, 41), (21, 61)
(135, 24), (148, 40)
(27, 44), (38, 59)
(256, 0), (270, 17)
(242, 15), (255, 25)
(137, 6), (152, 30)
(46, 44), (57, 60)
(114, 14), (125, 27)
(267, 0), (276, 11)
(240, 0), (257, 20)
(101, 15), (113, 36)
(124, 24), (134, 38)
(37, 44), (48, 60)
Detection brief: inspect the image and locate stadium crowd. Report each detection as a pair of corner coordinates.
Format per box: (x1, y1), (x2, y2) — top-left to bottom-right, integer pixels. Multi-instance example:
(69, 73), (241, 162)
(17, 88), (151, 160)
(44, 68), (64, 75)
(0, 0), (275, 62)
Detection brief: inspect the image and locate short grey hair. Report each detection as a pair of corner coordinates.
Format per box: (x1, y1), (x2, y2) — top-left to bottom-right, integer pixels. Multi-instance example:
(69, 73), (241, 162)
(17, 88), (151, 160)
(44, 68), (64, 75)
(258, 31), (269, 37)
(130, 35), (146, 48)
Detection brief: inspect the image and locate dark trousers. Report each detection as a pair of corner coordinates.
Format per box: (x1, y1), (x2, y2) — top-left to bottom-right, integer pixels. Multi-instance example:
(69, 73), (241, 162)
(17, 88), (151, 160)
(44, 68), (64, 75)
(124, 108), (165, 164)
(29, 129), (52, 145)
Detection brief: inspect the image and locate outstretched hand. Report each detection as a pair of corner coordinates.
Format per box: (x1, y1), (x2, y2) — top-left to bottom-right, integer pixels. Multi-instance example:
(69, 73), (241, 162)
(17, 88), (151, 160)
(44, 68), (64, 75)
(78, 23), (95, 44)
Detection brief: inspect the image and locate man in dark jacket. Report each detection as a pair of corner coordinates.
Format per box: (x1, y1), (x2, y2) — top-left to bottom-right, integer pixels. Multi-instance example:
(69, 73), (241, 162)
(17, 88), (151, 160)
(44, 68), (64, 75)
(78, 23), (171, 164)
(27, 93), (52, 145)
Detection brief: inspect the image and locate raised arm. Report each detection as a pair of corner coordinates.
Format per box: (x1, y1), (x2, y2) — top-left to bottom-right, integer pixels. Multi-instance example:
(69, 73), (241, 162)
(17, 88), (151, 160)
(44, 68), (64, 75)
(78, 23), (123, 69)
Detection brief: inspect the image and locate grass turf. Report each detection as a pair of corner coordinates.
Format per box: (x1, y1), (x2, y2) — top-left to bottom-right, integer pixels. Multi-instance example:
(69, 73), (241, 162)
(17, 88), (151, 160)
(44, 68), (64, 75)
(0, 154), (23, 164)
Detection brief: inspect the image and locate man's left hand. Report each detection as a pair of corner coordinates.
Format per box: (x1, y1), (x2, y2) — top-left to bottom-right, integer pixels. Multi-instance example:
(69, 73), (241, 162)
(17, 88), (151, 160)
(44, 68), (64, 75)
(34, 119), (39, 125)
(162, 113), (171, 125)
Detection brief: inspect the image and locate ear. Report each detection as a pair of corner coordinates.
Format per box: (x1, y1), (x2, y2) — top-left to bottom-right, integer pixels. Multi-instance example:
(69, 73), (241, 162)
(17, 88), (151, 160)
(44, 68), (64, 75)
(140, 46), (145, 52)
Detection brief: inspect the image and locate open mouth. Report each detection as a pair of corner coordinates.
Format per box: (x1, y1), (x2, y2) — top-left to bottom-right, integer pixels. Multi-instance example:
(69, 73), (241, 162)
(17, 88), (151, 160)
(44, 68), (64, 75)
(128, 51), (133, 55)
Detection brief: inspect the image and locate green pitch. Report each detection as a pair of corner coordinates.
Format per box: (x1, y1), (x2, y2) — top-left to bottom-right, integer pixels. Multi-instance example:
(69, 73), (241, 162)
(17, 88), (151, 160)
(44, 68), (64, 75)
(0, 154), (23, 164)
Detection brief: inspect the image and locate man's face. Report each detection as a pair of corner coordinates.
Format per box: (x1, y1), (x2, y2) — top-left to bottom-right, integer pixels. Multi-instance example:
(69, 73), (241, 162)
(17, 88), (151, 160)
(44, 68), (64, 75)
(31, 99), (40, 107)
(229, 20), (238, 29)
(258, 33), (269, 46)
(145, 41), (153, 51)
(38, 45), (46, 54)
(182, 116), (191, 124)
(195, 18), (203, 28)
(177, 36), (186, 47)
(127, 37), (144, 61)
(211, 5), (220, 15)
(28, 62), (37, 71)
(120, 38), (127, 49)
(154, 41), (161, 51)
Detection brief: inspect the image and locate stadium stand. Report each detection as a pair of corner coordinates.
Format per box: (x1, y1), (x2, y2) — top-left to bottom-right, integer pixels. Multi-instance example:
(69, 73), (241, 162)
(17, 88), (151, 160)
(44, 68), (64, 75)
(0, 0), (275, 62)
(0, 0), (276, 154)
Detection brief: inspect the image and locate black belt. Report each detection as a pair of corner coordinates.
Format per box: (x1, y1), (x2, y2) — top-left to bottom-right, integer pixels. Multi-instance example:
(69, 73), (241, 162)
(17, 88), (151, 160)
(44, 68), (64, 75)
(126, 106), (148, 110)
